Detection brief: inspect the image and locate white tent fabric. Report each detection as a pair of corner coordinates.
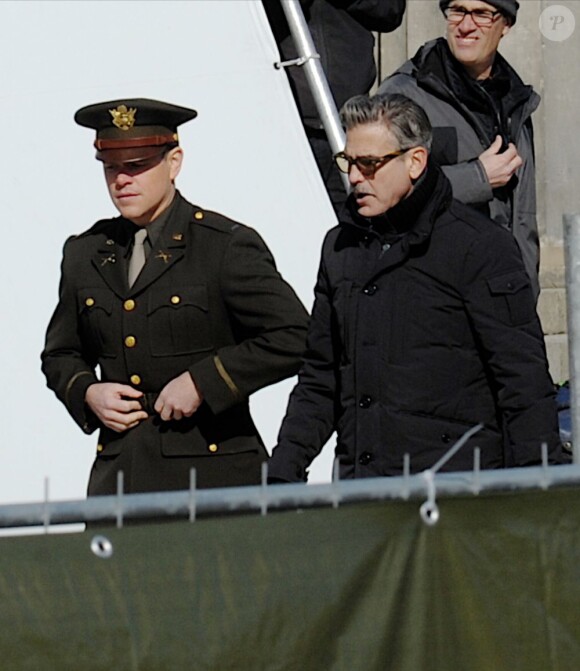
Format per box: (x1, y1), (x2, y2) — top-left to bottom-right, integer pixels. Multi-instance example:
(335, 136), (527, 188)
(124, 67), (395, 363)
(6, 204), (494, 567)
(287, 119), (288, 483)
(0, 1), (338, 505)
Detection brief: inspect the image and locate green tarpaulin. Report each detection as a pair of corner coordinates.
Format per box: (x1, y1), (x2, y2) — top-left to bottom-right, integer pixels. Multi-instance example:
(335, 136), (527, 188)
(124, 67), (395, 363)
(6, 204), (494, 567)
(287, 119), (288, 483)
(1, 488), (579, 670)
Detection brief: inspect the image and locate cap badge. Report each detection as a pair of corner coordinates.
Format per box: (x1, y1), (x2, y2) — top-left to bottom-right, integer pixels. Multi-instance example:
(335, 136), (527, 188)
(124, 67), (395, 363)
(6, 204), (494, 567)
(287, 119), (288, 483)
(109, 105), (137, 131)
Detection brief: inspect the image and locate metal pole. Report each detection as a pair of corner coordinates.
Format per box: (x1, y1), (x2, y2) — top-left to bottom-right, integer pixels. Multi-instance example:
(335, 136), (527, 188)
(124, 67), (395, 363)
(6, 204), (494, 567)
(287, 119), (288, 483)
(564, 213), (580, 463)
(278, 0), (349, 191)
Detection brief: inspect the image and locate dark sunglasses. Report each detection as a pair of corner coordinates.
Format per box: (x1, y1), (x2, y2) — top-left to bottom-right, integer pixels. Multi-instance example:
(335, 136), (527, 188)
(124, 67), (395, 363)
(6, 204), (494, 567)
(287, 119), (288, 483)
(334, 150), (406, 178)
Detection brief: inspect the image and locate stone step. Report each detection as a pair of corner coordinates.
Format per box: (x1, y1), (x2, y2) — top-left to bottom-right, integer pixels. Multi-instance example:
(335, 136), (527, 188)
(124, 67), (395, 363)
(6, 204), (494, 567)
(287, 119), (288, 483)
(539, 243), (568, 380)
(537, 287), (567, 336)
(539, 243), (565, 290)
(545, 333), (569, 384)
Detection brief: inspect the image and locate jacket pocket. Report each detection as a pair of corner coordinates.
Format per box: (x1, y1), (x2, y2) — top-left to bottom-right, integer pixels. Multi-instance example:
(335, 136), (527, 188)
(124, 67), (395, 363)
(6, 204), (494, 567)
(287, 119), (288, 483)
(147, 285), (213, 356)
(386, 411), (504, 472)
(96, 414), (265, 459)
(158, 405), (265, 457)
(486, 270), (535, 326)
(78, 287), (116, 358)
(160, 432), (264, 458)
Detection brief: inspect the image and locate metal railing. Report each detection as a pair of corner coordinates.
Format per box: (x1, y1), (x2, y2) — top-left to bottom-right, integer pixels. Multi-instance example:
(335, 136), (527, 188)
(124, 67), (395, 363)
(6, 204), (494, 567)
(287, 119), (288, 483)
(1, 457), (578, 532)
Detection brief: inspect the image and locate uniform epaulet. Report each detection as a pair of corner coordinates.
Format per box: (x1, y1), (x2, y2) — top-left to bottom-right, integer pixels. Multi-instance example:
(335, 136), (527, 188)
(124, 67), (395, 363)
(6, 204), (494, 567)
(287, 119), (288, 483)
(190, 207), (244, 235)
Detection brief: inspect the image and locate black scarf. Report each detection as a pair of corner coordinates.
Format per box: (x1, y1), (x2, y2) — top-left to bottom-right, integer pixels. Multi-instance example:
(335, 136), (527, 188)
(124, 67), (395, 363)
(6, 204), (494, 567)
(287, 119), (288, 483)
(346, 159), (445, 245)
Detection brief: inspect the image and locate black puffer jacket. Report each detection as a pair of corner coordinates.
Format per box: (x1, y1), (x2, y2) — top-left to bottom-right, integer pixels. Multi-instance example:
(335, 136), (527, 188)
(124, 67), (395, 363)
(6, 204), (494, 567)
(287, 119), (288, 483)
(264, 0), (406, 128)
(269, 165), (561, 481)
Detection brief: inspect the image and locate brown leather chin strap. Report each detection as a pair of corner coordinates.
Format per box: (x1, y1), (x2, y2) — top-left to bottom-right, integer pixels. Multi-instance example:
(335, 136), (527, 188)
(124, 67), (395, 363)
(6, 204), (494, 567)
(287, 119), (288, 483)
(95, 134), (178, 151)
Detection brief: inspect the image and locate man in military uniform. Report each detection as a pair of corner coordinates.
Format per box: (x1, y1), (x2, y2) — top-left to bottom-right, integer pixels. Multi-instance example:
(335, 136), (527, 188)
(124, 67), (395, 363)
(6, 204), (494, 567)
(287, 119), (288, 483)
(41, 98), (309, 495)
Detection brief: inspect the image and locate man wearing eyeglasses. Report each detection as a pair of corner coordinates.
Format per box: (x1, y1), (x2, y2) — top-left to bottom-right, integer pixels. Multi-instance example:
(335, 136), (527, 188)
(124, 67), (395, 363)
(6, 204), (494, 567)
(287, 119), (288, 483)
(268, 92), (562, 483)
(41, 98), (309, 496)
(378, 1), (541, 299)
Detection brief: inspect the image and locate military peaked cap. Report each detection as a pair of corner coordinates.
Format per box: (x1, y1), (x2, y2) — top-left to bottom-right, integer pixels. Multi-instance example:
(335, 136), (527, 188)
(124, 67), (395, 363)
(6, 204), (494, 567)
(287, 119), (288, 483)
(74, 98), (198, 151)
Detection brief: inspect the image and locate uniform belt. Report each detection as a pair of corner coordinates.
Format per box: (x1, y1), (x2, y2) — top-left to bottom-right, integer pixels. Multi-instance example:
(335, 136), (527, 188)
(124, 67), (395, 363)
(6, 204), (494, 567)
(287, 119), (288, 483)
(139, 392), (159, 415)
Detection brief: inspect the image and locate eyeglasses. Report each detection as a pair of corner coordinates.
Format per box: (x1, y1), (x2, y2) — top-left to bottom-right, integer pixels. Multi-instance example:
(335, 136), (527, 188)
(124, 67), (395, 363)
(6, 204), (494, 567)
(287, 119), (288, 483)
(334, 150), (406, 178)
(444, 6), (503, 27)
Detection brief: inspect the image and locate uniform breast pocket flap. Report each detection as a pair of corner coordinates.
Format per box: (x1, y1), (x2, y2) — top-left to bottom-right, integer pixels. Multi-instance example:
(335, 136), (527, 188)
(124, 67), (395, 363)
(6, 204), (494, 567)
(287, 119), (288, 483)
(78, 288), (114, 316)
(147, 285), (212, 356)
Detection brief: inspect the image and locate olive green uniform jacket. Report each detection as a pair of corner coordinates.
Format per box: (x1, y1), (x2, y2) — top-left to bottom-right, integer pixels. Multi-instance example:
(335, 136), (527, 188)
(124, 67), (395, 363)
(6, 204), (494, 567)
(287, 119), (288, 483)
(41, 193), (309, 494)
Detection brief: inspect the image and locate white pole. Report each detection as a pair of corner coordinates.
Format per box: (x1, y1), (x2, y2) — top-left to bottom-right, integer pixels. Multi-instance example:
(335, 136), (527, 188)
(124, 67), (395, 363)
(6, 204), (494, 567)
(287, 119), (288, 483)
(279, 0), (349, 191)
(563, 213), (580, 463)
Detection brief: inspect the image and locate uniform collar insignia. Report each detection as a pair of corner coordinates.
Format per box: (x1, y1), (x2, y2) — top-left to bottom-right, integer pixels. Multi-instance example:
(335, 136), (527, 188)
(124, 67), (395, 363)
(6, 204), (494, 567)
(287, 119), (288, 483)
(155, 250), (172, 264)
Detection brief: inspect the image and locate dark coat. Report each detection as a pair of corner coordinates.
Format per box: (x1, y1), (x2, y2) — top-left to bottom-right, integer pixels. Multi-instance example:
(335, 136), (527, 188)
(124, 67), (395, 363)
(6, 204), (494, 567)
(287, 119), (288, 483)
(42, 193), (309, 494)
(379, 38), (541, 297)
(268, 166), (561, 482)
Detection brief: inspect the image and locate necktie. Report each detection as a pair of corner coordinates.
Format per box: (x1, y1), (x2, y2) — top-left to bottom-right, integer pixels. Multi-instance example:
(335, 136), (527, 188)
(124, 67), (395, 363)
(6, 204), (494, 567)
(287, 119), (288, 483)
(128, 228), (148, 287)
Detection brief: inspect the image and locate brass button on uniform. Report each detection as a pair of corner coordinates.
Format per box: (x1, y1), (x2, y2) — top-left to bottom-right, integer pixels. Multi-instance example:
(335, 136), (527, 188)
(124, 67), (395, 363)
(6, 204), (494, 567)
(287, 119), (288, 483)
(170, 295), (181, 305)
(97, 444), (104, 453)
(194, 211), (204, 220)
(130, 374), (141, 385)
(124, 335), (136, 348)
(208, 443), (219, 453)
(124, 299), (136, 311)
(85, 297), (95, 307)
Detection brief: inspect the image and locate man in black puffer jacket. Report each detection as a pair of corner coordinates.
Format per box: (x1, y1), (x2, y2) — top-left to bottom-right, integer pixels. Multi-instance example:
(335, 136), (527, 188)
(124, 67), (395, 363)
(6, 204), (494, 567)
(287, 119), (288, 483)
(269, 92), (562, 483)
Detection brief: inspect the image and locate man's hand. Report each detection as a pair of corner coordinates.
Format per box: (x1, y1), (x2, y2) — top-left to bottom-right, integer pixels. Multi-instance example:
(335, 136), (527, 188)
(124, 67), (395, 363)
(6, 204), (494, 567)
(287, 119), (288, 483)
(85, 383), (148, 433)
(478, 135), (523, 189)
(154, 372), (204, 421)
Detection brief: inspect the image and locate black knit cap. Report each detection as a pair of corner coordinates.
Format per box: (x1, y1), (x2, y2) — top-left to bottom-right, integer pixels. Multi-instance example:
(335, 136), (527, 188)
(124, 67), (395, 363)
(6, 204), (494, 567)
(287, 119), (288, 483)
(74, 98), (197, 151)
(439, 0), (519, 25)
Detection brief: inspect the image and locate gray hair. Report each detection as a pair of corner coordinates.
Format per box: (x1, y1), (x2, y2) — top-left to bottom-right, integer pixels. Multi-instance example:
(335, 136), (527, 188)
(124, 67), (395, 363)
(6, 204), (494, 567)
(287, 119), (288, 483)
(340, 93), (433, 151)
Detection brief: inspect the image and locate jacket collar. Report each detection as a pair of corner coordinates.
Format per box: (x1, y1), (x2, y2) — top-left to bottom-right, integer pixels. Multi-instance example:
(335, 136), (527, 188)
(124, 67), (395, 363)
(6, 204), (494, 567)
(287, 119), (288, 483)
(341, 160), (451, 245)
(91, 191), (192, 298)
(422, 39), (533, 117)
(340, 162), (452, 278)
(127, 192), (190, 294)
(397, 38), (540, 141)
